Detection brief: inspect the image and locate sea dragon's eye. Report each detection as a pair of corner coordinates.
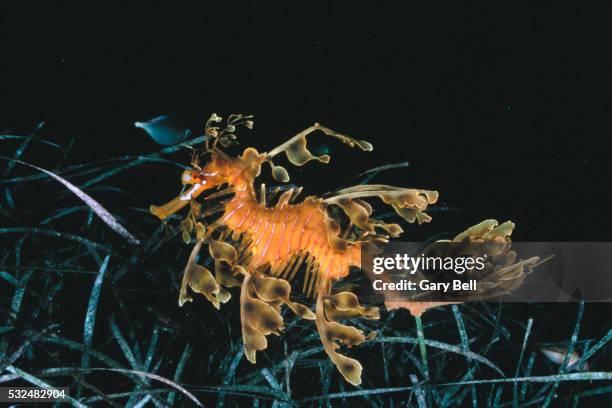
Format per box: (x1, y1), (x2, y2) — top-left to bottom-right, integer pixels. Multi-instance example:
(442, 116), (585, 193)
(181, 170), (201, 185)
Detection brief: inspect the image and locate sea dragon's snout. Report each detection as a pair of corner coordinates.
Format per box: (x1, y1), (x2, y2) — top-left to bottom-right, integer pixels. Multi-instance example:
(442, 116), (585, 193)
(150, 183), (208, 220)
(150, 196), (191, 220)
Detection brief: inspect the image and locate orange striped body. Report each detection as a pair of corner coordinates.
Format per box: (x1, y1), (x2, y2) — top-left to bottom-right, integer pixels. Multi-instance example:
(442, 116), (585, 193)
(222, 186), (360, 282)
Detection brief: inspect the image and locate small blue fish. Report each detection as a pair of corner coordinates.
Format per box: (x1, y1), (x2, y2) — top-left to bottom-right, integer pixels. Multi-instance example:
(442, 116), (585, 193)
(134, 115), (192, 145)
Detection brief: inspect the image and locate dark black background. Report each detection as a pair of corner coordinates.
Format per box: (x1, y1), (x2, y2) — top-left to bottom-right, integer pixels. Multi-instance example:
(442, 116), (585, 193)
(1, 3), (611, 405)
(1, 1), (611, 240)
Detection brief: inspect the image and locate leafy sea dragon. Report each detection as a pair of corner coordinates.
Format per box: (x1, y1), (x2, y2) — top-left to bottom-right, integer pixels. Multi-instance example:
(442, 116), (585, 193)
(150, 113), (538, 385)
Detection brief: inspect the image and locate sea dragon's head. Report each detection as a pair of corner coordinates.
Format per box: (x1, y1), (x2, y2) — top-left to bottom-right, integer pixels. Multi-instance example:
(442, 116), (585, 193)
(179, 154), (227, 197)
(150, 113), (257, 221)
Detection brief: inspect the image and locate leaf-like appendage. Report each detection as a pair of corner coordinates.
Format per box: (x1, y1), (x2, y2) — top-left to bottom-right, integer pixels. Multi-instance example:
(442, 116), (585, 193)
(283, 133), (330, 166)
(188, 265), (221, 308)
(324, 292), (380, 321)
(326, 186), (436, 239)
(240, 276), (284, 363)
(253, 276), (291, 302)
(285, 300), (316, 320)
(452, 219), (511, 243)
(252, 276), (315, 320)
(240, 274), (315, 364)
(331, 198), (403, 237)
(381, 189), (438, 225)
(179, 241), (221, 308)
(271, 164), (290, 182)
(181, 219), (194, 233)
(336, 198), (372, 232)
(330, 291), (359, 310)
(195, 222), (206, 240)
(245, 296), (284, 336)
(315, 286), (377, 386)
(209, 240), (237, 264)
(243, 323), (268, 364)
(267, 123), (372, 170)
